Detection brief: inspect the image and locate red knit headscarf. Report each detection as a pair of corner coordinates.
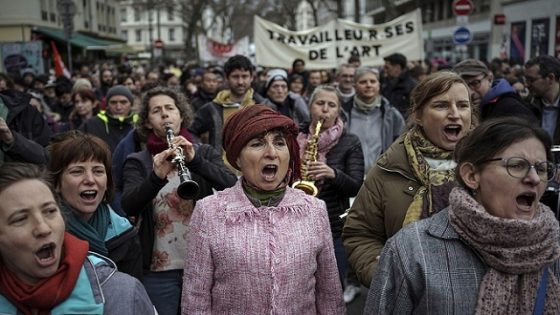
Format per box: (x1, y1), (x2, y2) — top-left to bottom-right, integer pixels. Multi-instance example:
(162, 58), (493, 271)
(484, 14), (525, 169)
(222, 104), (301, 184)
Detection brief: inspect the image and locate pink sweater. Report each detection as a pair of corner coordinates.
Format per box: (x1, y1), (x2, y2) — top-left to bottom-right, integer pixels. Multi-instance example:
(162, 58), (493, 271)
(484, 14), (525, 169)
(181, 180), (345, 314)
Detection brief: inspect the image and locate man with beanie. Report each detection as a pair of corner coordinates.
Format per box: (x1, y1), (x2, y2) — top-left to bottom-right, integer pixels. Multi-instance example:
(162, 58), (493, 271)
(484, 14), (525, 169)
(189, 55), (270, 152)
(79, 85), (138, 152)
(453, 59), (536, 123)
(265, 68), (309, 126)
(381, 53), (417, 118)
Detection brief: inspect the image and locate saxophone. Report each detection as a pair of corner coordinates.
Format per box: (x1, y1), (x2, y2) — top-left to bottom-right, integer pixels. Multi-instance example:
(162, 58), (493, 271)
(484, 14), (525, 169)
(292, 119), (323, 196)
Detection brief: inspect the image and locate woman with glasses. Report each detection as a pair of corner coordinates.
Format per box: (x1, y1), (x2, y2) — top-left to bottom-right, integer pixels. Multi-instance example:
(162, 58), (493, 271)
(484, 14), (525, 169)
(365, 117), (560, 314)
(343, 71), (475, 288)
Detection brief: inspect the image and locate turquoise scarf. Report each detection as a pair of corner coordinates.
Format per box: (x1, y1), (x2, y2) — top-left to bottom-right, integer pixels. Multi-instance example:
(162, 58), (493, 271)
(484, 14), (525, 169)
(62, 200), (110, 255)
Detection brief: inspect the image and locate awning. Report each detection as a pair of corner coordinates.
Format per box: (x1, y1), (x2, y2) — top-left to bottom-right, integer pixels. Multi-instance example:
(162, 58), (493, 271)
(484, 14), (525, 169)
(33, 27), (126, 51)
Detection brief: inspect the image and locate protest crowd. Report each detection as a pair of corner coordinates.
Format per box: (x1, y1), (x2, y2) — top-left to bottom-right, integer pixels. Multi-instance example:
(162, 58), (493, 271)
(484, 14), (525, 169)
(2, 27), (560, 314)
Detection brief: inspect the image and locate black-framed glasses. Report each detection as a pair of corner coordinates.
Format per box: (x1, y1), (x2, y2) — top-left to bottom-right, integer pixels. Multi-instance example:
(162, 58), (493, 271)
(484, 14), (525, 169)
(484, 157), (556, 181)
(466, 74), (487, 89)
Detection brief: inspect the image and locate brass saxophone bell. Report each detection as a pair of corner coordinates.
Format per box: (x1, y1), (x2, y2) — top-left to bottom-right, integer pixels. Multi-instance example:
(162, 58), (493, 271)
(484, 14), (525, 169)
(291, 180), (318, 196)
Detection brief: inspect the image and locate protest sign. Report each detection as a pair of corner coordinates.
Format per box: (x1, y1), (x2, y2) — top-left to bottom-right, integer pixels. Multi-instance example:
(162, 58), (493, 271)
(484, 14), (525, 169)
(254, 9), (424, 69)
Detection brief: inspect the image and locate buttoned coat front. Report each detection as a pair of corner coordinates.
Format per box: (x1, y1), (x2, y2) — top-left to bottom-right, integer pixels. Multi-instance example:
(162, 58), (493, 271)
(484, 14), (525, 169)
(181, 180), (345, 315)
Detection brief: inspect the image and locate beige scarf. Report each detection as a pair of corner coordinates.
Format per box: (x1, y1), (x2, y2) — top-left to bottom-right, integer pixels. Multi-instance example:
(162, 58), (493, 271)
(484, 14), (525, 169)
(448, 187), (560, 314)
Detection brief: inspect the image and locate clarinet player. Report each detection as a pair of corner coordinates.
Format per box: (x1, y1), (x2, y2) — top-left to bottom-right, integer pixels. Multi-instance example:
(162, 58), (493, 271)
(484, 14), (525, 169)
(121, 86), (237, 315)
(295, 85), (365, 288)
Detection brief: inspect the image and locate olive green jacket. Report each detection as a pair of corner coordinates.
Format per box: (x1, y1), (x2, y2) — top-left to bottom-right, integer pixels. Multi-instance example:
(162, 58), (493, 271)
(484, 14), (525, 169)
(342, 136), (420, 287)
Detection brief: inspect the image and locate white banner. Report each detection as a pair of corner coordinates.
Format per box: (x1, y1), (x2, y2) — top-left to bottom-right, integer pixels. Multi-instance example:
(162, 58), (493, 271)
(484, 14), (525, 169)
(254, 9), (424, 69)
(198, 35), (250, 63)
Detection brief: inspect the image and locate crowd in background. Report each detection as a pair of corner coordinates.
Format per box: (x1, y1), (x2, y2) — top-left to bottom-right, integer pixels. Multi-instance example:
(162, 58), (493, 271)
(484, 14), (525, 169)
(0, 51), (560, 314)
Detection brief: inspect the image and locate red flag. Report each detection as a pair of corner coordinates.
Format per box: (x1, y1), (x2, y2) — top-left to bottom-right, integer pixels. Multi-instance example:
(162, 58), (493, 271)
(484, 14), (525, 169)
(51, 41), (70, 78)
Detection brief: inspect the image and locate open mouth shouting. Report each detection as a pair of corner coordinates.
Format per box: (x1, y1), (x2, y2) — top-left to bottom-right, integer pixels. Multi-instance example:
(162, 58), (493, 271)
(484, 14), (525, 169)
(80, 190), (98, 202)
(35, 242), (57, 267)
(262, 164), (278, 182)
(443, 124), (463, 142)
(516, 192), (537, 213)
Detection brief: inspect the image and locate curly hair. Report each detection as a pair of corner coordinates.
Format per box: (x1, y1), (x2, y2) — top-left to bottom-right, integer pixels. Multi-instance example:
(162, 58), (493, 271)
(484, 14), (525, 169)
(137, 86), (194, 140)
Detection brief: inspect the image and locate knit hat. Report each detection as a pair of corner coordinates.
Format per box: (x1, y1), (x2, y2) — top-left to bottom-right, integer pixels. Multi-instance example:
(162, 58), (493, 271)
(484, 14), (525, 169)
(453, 59), (489, 77)
(222, 104), (300, 182)
(72, 78), (93, 92)
(105, 85), (134, 104)
(265, 69), (288, 92)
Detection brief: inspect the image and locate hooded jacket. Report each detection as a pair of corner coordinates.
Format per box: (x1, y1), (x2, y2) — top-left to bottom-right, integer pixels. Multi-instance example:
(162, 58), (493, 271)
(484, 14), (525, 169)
(480, 79), (536, 122)
(0, 254), (154, 314)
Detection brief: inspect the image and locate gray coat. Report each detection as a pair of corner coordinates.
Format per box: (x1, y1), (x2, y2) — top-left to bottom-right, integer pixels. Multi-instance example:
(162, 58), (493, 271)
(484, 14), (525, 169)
(364, 208), (560, 314)
(86, 255), (155, 315)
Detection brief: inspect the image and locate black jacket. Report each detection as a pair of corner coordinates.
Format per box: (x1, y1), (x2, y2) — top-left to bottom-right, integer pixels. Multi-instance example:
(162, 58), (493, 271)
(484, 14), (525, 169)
(121, 144), (237, 271)
(190, 89), (216, 113)
(299, 125), (364, 238)
(381, 71), (417, 118)
(0, 90), (51, 164)
(479, 79), (537, 123)
(79, 111), (137, 152)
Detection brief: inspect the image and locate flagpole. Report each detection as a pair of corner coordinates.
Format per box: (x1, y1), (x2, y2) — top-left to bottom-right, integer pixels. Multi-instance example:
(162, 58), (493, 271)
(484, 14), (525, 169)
(66, 39), (72, 75)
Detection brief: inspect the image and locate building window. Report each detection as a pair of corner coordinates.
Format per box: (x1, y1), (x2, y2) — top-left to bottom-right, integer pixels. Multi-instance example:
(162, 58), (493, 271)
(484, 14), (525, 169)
(134, 8), (140, 21)
(136, 29), (142, 42)
(122, 30), (128, 41)
(169, 28), (175, 41)
(40, 0), (47, 20)
(167, 6), (174, 21)
(120, 8), (127, 22)
(50, 13), (56, 22)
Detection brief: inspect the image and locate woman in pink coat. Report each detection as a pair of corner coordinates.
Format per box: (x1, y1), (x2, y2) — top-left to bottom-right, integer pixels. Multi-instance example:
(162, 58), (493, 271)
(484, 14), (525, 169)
(181, 105), (345, 314)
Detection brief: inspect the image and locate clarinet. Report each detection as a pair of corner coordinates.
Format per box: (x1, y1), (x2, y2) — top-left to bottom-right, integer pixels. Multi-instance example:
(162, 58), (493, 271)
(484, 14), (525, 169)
(165, 126), (200, 200)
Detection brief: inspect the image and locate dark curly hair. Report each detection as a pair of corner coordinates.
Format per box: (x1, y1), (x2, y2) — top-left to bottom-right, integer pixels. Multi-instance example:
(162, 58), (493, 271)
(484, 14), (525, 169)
(137, 86), (194, 140)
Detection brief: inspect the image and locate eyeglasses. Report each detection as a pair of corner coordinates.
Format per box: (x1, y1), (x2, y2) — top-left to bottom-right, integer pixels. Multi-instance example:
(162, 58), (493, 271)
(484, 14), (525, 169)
(465, 74), (487, 89)
(484, 157), (556, 181)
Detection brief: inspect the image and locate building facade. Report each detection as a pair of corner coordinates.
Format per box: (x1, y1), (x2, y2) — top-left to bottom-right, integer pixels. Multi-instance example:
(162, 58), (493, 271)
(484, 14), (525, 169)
(0, 0), (123, 73)
(364, 0), (560, 64)
(118, 0), (187, 61)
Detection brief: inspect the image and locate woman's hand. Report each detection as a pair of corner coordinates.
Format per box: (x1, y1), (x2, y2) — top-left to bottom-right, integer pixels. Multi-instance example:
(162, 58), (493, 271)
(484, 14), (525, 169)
(306, 161), (335, 180)
(152, 148), (176, 180)
(153, 135), (196, 179)
(171, 135), (196, 163)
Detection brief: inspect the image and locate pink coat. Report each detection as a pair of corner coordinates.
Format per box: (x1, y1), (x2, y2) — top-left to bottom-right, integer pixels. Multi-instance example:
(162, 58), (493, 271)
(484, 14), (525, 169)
(181, 180), (345, 314)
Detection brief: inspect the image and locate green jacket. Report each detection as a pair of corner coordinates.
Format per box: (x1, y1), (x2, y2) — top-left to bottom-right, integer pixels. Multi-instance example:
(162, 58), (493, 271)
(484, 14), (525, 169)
(342, 135), (420, 287)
